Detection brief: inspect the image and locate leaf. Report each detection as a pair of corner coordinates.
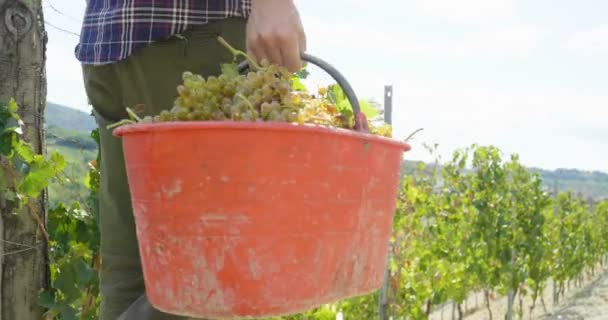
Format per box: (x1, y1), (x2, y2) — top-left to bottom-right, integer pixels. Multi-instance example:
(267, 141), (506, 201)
(1, 117), (20, 134)
(359, 99), (380, 118)
(18, 152), (66, 198)
(327, 84), (346, 105)
(19, 162), (56, 198)
(328, 84), (379, 120)
(75, 259), (94, 285)
(38, 290), (60, 309)
(7, 98), (18, 114)
(290, 76), (306, 92)
(60, 306), (78, 320)
(13, 139), (34, 162)
(417, 162), (427, 172)
(338, 104), (354, 120)
(221, 62), (239, 78)
(53, 264), (80, 302)
(295, 65), (309, 79)
(0, 132), (15, 156)
(83, 172), (91, 189)
(50, 151), (67, 171)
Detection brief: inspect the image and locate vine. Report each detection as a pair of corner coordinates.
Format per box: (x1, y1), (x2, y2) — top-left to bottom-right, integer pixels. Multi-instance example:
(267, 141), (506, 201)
(1, 99), (66, 212)
(373, 144), (608, 320)
(38, 128), (101, 320)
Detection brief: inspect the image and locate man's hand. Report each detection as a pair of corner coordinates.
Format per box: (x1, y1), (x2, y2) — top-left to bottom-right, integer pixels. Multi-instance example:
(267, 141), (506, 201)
(246, 0), (306, 73)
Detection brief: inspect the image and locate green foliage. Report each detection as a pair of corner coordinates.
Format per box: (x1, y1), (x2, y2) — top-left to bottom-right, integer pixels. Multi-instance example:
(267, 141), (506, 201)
(7, 97), (608, 320)
(1, 99), (66, 211)
(221, 62), (240, 78)
(47, 128), (97, 208)
(377, 144), (608, 320)
(262, 305), (338, 320)
(41, 128), (101, 320)
(290, 65), (308, 91)
(41, 202), (100, 320)
(327, 84), (380, 120)
(336, 293), (379, 319)
(1, 100), (98, 319)
(295, 66), (310, 80)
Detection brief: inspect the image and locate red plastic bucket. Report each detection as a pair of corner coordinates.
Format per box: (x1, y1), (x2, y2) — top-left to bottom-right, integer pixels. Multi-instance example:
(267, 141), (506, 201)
(115, 122), (409, 319)
(113, 54), (411, 319)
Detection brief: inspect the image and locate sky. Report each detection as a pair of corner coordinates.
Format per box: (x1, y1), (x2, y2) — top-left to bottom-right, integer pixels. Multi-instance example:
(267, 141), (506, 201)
(43, 0), (608, 173)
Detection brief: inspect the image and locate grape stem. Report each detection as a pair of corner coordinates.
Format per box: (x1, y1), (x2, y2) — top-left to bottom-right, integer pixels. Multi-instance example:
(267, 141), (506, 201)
(236, 93), (255, 111)
(217, 36), (262, 70)
(126, 107), (143, 122)
(106, 107), (142, 130)
(106, 119), (136, 130)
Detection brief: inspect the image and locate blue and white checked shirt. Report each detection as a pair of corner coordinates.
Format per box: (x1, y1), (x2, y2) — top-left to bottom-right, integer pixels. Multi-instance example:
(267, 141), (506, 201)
(75, 0), (252, 65)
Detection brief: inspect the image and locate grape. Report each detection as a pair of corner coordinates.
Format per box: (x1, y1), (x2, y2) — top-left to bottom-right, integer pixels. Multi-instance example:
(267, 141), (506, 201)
(268, 110), (283, 122)
(137, 45), (393, 138)
(212, 110), (227, 120)
(260, 102), (273, 118)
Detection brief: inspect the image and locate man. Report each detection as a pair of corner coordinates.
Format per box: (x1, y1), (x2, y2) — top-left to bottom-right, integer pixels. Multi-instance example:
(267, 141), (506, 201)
(75, 0), (307, 319)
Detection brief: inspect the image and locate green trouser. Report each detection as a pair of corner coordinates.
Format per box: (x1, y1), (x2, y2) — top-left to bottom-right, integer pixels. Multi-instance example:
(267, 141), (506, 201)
(81, 18), (247, 320)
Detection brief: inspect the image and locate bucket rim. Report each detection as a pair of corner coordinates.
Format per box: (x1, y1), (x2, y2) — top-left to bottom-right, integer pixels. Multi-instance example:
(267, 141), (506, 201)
(113, 121), (411, 151)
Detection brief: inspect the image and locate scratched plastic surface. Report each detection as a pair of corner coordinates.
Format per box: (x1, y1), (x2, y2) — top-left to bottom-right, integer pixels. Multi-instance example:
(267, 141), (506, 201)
(114, 121), (411, 319)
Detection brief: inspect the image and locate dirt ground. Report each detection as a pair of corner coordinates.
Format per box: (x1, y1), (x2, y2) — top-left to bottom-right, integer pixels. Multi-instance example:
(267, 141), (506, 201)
(427, 266), (608, 320)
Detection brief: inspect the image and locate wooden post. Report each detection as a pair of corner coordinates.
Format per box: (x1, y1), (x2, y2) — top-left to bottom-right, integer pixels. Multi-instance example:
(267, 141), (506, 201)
(0, 1), (48, 319)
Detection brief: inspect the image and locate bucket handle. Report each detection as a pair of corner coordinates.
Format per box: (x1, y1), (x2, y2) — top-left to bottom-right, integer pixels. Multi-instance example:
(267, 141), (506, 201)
(238, 53), (368, 132)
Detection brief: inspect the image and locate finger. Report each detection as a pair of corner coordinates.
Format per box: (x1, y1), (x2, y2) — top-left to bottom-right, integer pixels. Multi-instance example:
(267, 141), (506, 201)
(247, 34), (268, 67)
(259, 32), (283, 67)
(281, 35), (301, 73)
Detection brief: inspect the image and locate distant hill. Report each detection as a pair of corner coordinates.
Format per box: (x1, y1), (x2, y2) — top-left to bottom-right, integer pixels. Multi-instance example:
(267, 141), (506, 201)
(47, 125), (97, 151)
(529, 167), (608, 201)
(402, 160), (608, 201)
(46, 102), (96, 132)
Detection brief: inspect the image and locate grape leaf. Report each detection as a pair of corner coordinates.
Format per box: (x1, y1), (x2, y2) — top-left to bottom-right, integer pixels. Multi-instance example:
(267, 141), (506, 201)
(13, 139), (34, 162)
(19, 153), (66, 198)
(12, 155), (30, 174)
(0, 133), (15, 156)
(38, 290), (60, 309)
(221, 62), (239, 78)
(328, 84), (380, 119)
(359, 99), (380, 118)
(53, 263), (80, 302)
(328, 84), (346, 105)
(296, 66), (309, 79)
(1, 117), (20, 134)
(7, 98), (18, 114)
(59, 306), (78, 320)
(51, 151), (67, 169)
(290, 76), (306, 91)
(75, 259), (95, 284)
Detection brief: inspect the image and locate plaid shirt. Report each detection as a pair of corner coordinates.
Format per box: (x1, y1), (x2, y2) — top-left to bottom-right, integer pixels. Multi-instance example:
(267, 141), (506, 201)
(75, 0), (252, 65)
